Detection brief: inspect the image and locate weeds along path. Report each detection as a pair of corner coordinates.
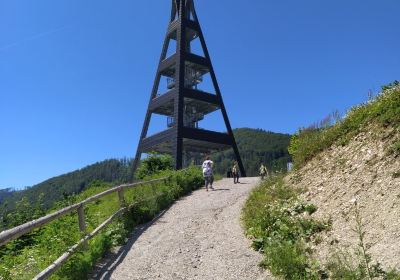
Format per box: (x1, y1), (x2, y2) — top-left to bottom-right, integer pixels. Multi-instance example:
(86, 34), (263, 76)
(90, 177), (271, 280)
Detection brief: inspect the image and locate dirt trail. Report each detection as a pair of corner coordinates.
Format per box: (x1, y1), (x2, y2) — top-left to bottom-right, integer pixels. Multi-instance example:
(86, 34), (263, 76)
(90, 177), (271, 280)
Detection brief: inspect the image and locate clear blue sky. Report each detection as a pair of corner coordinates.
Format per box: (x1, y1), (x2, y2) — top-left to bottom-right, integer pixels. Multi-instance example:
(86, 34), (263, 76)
(1, 0), (399, 189)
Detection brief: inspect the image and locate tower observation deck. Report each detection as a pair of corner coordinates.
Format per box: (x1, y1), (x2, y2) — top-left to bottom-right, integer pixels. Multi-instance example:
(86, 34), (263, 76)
(133, 0), (246, 176)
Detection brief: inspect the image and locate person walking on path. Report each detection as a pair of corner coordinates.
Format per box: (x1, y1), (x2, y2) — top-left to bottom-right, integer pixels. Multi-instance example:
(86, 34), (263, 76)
(232, 161), (240, 184)
(259, 164), (268, 180)
(202, 156), (214, 191)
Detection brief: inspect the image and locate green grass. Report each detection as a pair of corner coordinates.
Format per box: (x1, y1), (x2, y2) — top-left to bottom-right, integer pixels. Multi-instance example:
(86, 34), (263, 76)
(0, 167), (203, 280)
(242, 176), (330, 280)
(213, 173), (223, 181)
(289, 85), (400, 168)
(389, 140), (400, 156)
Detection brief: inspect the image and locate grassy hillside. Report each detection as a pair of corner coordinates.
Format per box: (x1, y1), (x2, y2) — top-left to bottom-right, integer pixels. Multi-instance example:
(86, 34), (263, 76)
(213, 128), (291, 176)
(243, 82), (400, 279)
(289, 81), (400, 168)
(0, 168), (203, 280)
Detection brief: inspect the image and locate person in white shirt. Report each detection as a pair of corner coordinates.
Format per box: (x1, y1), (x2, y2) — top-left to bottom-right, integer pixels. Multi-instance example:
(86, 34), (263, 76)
(202, 156), (214, 191)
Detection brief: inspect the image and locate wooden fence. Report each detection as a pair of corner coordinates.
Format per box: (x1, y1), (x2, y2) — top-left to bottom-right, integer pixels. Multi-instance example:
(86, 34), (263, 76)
(0, 177), (170, 280)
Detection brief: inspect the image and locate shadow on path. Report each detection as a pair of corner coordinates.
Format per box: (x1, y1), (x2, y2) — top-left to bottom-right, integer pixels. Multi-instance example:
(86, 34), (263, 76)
(89, 207), (171, 280)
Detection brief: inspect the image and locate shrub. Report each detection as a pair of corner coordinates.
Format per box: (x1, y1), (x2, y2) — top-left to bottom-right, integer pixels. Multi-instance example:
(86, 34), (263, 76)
(263, 240), (320, 280)
(242, 177), (330, 279)
(136, 153), (173, 179)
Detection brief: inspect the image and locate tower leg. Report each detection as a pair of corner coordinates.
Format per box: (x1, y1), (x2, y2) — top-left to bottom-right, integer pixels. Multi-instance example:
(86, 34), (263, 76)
(232, 143), (246, 177)
(173, 136), (183, 170)
(132, 150), (142, 180)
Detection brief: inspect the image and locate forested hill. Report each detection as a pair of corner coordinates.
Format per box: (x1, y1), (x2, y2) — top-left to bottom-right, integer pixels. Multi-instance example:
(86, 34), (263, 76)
(0, 159), (134, 212)
(0, 189), (14, 205)
(0, 128), (291, 213)
(213, 128), (292, 176)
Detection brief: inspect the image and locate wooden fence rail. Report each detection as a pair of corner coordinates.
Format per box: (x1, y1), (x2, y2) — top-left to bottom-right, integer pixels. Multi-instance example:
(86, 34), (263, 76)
(0, 176), (170, 280)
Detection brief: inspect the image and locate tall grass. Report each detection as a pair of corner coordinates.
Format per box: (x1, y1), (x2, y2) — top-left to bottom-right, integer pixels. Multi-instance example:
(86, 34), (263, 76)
(327, 202), (400, 280)
(0, 167), (203, 280)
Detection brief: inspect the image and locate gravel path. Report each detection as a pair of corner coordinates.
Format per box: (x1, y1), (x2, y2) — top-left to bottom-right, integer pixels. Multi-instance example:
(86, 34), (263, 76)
(90, 177), (271, 280)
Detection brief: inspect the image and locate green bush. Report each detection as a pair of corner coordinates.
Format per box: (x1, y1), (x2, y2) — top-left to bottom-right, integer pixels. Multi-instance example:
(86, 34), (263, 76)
(389, 141), (400, 156)
(135, 153), (173, 179)
(263, 240), (319, 280)
(242, 176), (330, 280)
(289, 84), (400, 168)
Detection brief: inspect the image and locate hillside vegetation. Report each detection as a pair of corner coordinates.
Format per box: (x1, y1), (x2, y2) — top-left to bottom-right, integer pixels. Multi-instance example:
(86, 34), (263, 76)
(243, 82), (400, 279)
(289, 81), (400, 168)
(0, 167), (203, 280)
(0, 128), (291, 227)
(0, 189), (14, 205)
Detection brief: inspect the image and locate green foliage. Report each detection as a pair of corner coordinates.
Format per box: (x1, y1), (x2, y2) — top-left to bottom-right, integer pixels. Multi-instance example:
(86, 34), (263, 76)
(0, 167), (203, 280)
(289, 84), (400, 168)
(262, 240), (320, 280)
(326, 250), (368, 280)
(386, 270), (400, 280)
(242, 177), (330, 279)
(326, 249), (398, 280)
(0, 189), (14, 205)
(213, 128), (292, 176)
(381, 80), (399, 91)
(389, 141), (400, 156)
(135, 153), (173, 180)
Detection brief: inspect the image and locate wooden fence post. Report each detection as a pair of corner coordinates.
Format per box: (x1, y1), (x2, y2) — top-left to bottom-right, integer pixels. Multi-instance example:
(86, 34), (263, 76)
(118, 187), (126, 208)
(77, 205), (88, 249)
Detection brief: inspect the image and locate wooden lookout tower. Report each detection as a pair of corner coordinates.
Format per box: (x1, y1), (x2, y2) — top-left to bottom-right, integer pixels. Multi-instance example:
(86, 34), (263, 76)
(133, 0), (246, 176)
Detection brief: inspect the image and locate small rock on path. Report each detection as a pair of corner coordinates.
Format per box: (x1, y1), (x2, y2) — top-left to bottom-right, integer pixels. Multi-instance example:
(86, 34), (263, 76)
(90, 177), (271, 280)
